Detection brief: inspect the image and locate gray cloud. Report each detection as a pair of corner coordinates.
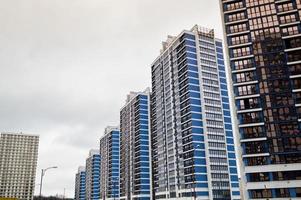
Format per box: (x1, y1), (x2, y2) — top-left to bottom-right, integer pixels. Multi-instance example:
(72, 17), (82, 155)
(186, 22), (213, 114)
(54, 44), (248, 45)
(0, 0), (223, 197)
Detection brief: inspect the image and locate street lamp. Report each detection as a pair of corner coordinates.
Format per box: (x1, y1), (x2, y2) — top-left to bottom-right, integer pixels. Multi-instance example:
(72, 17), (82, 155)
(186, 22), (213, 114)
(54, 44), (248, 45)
(39, 166), (58, 198)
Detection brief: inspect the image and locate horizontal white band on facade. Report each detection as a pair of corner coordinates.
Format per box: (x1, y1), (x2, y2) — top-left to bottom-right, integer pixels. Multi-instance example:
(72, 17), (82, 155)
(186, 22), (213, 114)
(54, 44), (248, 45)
(298, 119), (301, 122)
(222, 0), (238, 3)
(296, 103), (301, 107)
(233, 80), (258, 87)
(293, 89), (301, 93)
(240, 137), (267, 143)
(285, 46), (301, 52)
(246, 180), (301, 190)
(242, 153), (269, 158)
(282, 33), (301, 39)
(224, 7), (246, 14)
(245, 163), (301, 173)
(230, 54), (254, 61)
(232, 67), (256, 74)
(238, 122), (264, 128)
(279, 21), (300, 27)
(201, 68), (219, 75)
(237, 108), (262, 114)
(275, 0), (291, 4)
(277, 9), (298, 15)
(228, 42), (252, 49)
(290, 74), (301, 79)
(199, 38), (215, 44)
(287, 60), (301, 65)
(227, 30), (250, 37)
(183, 164), (207, 168)
(131, 194), (151, 198)
(200, 50), (217, 57)
(235, 94), (260, 100)
(225, 19), (248, 26)
(178, 188), (209, 192)
(209, 146), (228, 151)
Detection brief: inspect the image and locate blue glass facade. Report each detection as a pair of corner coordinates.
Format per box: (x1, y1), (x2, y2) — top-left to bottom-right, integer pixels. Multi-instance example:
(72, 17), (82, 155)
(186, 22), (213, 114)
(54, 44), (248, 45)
(92, 155), (101, 199)
(120, 91), (152, 200)
(75, 167), (86, 200)
(151, 25), (240, 199)
(85, 150), (101, 200)
(79, 172), (86, 200)
(216, 40), (240, 199)
(79, 171), (86, 200)
(111, 130), (120, 199)
(100, 127), (120, 200)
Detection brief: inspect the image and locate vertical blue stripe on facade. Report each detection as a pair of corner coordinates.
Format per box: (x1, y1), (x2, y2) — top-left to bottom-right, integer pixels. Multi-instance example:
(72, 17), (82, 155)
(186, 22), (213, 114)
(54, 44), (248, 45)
(138, 94), (151, 195)
(92, 154), (101, 199)
(111, 130), (120, 198)
(184, 34), (208, 190)
(216, 41), (240, 197)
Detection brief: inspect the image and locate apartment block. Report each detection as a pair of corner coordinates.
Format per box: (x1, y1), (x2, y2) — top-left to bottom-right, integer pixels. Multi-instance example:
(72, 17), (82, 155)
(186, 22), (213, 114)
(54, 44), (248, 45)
(220, 0), (301, 199)
(150, 25), (240, 200)
(85, 149), (101, 200)
(100, 127), (120, 200)
(120, 90), (152, 200)
(75, 166), (86, 200)
(0, 132), (39, 200)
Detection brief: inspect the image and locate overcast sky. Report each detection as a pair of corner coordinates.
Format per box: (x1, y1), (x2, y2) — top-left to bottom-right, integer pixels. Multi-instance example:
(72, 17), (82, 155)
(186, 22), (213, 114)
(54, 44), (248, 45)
(0, 0), (224, 197)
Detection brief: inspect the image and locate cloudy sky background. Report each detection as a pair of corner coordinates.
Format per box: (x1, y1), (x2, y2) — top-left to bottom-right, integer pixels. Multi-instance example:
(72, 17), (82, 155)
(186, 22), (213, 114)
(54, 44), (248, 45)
(0, 0), (224, 197)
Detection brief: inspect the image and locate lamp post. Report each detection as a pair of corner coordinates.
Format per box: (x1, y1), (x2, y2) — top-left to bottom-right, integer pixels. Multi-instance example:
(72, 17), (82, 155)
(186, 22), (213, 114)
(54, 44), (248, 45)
(39, 166), (58, 198)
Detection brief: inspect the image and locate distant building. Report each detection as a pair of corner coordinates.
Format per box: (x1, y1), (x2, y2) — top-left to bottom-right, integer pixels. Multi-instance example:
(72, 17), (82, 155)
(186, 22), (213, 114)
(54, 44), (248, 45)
(220, 0), (301, 198)
(74, 166), (86, 200)
(85, 149), (100, 200)
(119, 90), (152, 200)
(150, 25), (240, 199)
(99, 127), (120, 200)
(0, 132), (39, 200)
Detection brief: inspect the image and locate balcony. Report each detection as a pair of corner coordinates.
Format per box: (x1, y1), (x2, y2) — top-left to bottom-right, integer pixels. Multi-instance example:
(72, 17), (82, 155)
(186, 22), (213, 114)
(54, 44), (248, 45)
(279, 18), (300, 27)
(225, 18), (248, 26)
(223, 1), (244, 13)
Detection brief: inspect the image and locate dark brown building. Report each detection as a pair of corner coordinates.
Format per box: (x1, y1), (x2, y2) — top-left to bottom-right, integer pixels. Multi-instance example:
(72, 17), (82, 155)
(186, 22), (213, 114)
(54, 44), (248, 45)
(220, 0), (301, 199)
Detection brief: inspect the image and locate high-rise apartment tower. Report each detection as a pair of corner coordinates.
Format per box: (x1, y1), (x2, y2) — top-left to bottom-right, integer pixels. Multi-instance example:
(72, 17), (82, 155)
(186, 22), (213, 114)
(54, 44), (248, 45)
(0, 132), (39, 200)
(150, 25), (240, 200)
(220, 0), (301, 198)
(120, 90), (152, 200)
(85, 149), (101, 200)
(75, 166), (86, 200)
(99, 127), (120, 200)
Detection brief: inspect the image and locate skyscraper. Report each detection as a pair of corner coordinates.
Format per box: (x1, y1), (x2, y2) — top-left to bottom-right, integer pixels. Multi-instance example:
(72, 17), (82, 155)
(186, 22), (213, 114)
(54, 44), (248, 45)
(119, 90), (152, 200)
(220, 0), (301, 199)
(75, 166), (86, 200)
(150, 25), (240, 200)
(0, 132), (39, 200)
(85, 149), (101, 200)
(99, 126), (120, 200)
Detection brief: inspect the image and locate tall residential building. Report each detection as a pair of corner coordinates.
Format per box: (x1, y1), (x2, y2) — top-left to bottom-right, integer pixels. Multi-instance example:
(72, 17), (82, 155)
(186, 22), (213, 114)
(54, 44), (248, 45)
(220, 0), (301, 199)
(150, 25), (240, 200)
(75, 166), (86, 200)
(120, 90), (152, 200)
(99, 126), (120, 200)
(85, 149), (101, 200)
(0, 132), (39, 200)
